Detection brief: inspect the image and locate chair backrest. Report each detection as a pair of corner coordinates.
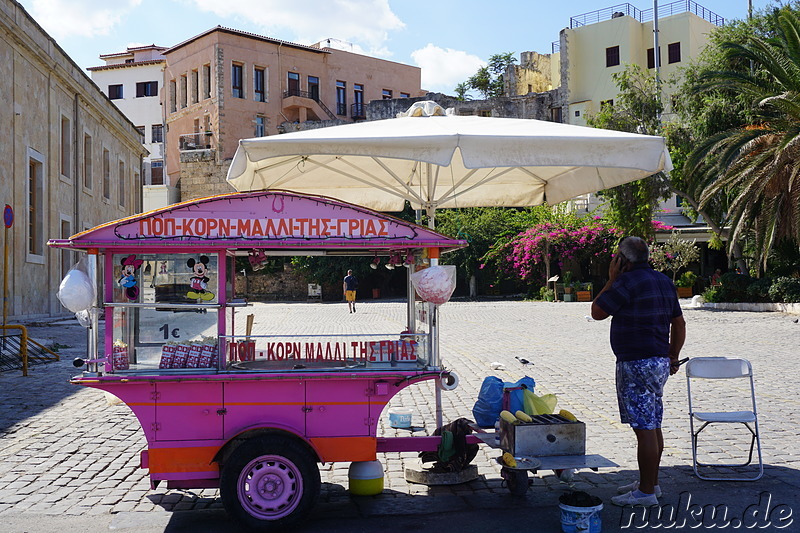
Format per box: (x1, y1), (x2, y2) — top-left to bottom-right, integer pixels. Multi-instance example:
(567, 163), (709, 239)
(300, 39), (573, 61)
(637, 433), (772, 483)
(686, 357), (752, 379)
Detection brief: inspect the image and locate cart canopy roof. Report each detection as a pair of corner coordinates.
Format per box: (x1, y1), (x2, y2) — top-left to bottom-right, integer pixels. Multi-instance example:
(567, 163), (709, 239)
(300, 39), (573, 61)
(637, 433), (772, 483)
(47, 191), (466, 254)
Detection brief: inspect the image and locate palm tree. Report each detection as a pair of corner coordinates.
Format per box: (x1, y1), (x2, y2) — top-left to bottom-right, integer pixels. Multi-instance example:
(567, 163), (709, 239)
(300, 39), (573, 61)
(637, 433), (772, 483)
(686, 7), (800, 270)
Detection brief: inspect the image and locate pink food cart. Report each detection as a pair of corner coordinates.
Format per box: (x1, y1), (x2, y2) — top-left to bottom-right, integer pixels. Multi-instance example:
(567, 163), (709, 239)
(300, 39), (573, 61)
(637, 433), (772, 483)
(48, 190), (468, 529)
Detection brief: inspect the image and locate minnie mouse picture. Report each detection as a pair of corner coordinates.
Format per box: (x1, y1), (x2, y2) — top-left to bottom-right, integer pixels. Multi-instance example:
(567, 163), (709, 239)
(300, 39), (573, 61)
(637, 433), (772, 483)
(118, 254), (143, 301)
(187, 255), (215, 301)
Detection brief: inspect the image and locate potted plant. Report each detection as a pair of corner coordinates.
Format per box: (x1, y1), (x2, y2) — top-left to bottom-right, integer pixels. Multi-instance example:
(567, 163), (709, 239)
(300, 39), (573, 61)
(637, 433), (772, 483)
(564, 270), (575, 302)
(576, 282), (593, 302)
(675, 271), (697, 298)
(562, 271), (574, 294)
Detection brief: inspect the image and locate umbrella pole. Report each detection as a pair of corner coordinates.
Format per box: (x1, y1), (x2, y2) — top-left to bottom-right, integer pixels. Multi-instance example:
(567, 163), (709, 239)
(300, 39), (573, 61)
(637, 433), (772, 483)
(426, 205), (444, 428)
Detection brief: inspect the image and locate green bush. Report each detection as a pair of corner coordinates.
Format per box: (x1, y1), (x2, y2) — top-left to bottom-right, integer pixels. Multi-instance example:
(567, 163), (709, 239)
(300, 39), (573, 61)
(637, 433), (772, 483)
(716, 273), (754, 303)
(746, 277), (773, 302)
(676, 271), (698, 288)
(768, 277), (800, 303)
(539, 286), (555, 302)
(702, 287), (722, 303)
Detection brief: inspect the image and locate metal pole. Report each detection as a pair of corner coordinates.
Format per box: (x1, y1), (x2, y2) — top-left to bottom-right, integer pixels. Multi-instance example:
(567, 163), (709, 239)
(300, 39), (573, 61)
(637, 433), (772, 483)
(87, 250), (99, 374)
(653, 0), (662, 124)
(425, 193), (444, 428)
(3, 225), (8, 337)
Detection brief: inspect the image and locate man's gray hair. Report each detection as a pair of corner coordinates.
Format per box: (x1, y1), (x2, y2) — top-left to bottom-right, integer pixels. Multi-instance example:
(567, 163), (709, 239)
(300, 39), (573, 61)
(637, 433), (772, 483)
(618, 236), (649, 263)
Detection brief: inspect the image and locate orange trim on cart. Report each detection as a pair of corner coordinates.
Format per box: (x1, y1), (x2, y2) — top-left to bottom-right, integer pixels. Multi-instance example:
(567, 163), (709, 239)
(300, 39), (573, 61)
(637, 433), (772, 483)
(310, 436), (377, 462)
(148, 446), (220, 474)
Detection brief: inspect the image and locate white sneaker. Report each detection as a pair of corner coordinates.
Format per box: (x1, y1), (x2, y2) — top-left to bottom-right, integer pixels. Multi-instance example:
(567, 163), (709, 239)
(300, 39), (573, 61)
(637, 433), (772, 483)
(611, 490), (659, 507)
(617, 481), (662, 498)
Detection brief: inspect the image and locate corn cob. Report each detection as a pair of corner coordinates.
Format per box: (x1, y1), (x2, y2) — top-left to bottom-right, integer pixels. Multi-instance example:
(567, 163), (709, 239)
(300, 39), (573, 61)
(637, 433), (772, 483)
(499, 410), (518, 425)
(559, 409), (578, 421)
(515, 410), (532, 423)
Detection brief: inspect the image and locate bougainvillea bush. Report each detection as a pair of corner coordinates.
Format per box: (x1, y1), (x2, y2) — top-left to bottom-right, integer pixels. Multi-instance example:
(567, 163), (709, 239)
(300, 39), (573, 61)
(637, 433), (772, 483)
(485, 219), (623, 283)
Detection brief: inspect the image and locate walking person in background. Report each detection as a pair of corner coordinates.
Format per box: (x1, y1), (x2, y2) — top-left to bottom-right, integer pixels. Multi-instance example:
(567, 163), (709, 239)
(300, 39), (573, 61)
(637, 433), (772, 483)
(343, 269), (358, 313)
(591, 236), (686, 507)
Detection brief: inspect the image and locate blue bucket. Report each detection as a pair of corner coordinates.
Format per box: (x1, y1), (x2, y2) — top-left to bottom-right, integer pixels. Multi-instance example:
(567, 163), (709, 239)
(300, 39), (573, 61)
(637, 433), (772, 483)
(559, 502), (602, 533)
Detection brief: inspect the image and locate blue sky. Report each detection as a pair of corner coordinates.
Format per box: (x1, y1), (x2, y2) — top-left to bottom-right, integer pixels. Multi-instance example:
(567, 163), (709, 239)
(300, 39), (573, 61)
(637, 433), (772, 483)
(22, 0), (775, 94)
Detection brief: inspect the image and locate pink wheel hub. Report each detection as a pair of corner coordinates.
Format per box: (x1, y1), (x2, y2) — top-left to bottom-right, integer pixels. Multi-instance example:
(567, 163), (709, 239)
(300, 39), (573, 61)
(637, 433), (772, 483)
(238, 454), (302, 520)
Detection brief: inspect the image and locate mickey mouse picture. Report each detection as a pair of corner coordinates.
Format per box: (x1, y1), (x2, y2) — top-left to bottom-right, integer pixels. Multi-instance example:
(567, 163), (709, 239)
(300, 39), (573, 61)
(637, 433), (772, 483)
(187, 255), (215, 301)
(118, 254), (143, 301)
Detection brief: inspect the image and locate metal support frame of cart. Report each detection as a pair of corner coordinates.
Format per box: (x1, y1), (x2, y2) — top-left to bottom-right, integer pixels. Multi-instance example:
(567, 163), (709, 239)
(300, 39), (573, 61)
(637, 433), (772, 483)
(48, 190), (466, 376)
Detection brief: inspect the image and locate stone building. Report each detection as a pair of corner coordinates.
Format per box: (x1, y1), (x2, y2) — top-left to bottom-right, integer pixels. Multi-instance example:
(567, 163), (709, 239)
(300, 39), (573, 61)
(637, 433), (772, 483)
(161, 27), (425, 201)
(1, 0), (146, 319)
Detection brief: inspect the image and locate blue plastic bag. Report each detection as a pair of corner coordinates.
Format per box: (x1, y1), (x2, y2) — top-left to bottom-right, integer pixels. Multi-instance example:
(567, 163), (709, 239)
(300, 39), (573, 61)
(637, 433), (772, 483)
(472, 376), (504, 427)
(503, 377), (536, 414)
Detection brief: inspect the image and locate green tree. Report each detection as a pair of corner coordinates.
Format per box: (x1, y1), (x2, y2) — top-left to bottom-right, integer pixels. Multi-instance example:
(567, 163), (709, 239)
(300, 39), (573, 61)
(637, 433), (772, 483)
(454, 82), (472, 101)
(433, 206), (556, 295)
(585, 65), (672, 238)
(678, 5), (800, 271)
(650, 232), (700, 282)
(464, 52), (517, 98)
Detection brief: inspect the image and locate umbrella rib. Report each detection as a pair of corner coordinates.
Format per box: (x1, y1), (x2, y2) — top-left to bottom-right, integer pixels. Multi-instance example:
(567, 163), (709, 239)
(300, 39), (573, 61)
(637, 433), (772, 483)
(369, 157), (426, 204)
(251, 156), (312, 189)
(435, 167), (520, 205)
(435, 168), (480, 203)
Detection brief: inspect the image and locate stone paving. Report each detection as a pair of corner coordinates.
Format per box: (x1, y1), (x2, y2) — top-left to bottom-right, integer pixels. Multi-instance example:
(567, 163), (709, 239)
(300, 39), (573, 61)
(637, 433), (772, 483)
(1, 301), (799, 530)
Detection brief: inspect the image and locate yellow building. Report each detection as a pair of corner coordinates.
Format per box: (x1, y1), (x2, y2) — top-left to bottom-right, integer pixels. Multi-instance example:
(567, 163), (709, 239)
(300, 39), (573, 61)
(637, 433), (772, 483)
(560, 3), (723, 125)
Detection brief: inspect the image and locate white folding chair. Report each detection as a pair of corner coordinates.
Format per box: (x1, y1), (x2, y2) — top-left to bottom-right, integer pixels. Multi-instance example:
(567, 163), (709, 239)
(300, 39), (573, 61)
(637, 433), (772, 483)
(686, 357), (763, 481)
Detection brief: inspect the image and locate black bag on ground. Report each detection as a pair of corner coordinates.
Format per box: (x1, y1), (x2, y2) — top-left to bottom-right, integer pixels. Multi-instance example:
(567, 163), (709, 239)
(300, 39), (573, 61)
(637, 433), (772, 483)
(419, 417), (479, 473)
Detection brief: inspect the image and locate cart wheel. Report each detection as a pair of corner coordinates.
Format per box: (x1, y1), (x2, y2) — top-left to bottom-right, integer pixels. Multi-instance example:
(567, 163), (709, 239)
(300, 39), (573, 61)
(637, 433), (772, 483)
(221, 435), (320, 531)
(501, 466), (529, 496)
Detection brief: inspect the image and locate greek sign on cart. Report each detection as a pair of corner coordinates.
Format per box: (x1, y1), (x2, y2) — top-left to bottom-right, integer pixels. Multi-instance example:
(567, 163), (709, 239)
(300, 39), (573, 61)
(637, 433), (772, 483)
(47, 190), (616, 531)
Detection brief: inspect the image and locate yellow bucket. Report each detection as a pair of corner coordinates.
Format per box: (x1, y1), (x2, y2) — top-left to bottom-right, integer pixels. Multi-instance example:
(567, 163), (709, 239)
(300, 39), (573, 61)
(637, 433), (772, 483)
(348, 460), (384, 496)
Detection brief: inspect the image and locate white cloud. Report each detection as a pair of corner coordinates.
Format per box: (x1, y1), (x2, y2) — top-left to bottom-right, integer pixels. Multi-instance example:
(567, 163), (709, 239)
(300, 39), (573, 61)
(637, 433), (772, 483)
(411, 44), (485, 93)
(188, 0), (403, 57)
(28, 0), (141, 39)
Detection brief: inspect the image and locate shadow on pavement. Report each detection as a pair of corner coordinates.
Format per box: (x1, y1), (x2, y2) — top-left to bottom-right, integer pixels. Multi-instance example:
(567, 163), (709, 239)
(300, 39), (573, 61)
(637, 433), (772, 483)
(149, 465), (800, 533)
(0, 319), (88, 434)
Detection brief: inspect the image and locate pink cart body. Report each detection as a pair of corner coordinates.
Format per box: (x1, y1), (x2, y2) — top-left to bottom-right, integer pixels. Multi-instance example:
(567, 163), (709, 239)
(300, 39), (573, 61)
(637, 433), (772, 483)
(48, 191), (466, 523)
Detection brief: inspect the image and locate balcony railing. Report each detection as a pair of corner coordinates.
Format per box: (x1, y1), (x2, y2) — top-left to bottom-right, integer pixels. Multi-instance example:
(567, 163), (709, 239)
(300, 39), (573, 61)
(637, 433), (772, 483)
(570, 1), (723, 28)
(351, 102), (365, 120)
(283, 89), (316, 100)
(179, 132), (213, 151)
(282, 89), (337, 120)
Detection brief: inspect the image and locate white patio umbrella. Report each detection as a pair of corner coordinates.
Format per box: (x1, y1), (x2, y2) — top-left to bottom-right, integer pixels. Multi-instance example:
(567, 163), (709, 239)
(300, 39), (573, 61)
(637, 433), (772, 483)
(227, 103), (672, 226)
(226, 103), (673, 427)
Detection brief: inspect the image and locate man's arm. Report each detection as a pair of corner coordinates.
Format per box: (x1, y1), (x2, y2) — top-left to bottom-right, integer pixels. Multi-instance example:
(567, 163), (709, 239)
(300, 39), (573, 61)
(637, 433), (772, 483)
(591, 255), (625, 321)
(668, 315), (687, 375)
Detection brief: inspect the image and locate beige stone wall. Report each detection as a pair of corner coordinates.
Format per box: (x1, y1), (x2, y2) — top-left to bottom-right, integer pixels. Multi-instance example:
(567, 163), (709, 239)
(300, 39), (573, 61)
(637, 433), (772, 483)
(178, 152), (234, 201)
(1, 0), (145, 319)
(508, 51), (556, 95)
(233, 269), (310, 301)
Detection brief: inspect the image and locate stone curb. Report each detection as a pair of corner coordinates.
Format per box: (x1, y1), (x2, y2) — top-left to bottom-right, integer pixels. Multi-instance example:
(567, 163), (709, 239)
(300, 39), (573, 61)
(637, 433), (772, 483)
(700, 302), (800, 315)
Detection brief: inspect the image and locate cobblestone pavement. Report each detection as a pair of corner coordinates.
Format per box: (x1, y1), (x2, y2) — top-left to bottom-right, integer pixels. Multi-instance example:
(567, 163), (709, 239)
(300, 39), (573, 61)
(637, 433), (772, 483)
(1, 301), (799, 531)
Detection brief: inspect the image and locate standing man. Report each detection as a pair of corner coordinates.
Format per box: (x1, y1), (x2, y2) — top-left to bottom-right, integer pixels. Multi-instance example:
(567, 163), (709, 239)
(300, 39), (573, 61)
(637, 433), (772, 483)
(591, 236), (686, 506)
(343, 269), (358, 313)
